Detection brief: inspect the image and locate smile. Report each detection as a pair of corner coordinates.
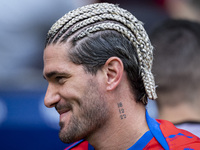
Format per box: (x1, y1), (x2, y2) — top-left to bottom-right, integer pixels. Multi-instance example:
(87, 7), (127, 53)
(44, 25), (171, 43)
(57, 108), (71, 122)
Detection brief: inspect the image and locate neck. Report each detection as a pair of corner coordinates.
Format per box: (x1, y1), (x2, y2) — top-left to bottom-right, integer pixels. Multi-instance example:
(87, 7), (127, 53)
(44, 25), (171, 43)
(159, 103), (200, 124)
(87, 99), (149, 150)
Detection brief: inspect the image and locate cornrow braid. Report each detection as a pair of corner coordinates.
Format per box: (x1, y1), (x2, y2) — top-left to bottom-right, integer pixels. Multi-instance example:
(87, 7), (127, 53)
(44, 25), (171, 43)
(46, 3), (157, 101)
(47, 3), (116, 44)
(47, 3), (139, 44)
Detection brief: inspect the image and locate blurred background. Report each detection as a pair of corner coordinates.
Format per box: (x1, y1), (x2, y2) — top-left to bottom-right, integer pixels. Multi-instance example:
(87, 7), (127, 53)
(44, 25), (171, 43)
(1, 0), (199, 149)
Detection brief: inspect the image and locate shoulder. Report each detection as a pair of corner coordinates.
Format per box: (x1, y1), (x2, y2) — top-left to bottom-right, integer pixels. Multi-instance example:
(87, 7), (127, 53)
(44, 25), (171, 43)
(175, 121), (200, 137)
(156, 119), (200, 149)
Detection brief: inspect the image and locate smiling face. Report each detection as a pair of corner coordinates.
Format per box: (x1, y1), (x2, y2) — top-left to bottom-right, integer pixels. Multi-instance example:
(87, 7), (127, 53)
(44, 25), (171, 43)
(43, 42), (110, 143)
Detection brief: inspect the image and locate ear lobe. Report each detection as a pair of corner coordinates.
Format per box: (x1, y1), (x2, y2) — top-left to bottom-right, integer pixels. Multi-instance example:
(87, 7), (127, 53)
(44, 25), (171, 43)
(104, 57), (124, 91)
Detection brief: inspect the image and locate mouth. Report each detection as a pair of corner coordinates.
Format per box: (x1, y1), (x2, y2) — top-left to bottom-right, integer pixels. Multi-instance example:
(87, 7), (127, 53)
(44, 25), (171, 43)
(55, 103), (72, 114)
(55, 103), (72, 122)
(57, 109), (71, 123)
(57, 109), (70, 115)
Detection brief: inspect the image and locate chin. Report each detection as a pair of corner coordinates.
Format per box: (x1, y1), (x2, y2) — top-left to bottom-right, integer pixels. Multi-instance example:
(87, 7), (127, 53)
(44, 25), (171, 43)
(59, 122), (83, 144)
(59, 131), (83, 144)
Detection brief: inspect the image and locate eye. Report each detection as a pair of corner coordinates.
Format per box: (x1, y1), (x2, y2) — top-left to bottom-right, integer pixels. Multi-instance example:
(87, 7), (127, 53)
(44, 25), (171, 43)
(55, 76), (65, 84)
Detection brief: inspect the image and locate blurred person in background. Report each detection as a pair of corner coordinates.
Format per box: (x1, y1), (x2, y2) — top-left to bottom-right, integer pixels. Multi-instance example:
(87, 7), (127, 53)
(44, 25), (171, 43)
(164, 0), (200, 22)
(151, 19), (200, 137)
(43, 3), (200, 150)
(0, 0), (98, 91)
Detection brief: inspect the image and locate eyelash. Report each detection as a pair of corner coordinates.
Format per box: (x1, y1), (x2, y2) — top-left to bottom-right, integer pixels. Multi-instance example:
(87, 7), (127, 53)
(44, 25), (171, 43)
(55, 76), (64, 84)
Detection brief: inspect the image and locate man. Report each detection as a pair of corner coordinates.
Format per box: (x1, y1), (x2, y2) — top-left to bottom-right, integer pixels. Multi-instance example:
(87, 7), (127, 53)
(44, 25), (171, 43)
(43, 3), (200, 150)
(151, 19), (200, 137)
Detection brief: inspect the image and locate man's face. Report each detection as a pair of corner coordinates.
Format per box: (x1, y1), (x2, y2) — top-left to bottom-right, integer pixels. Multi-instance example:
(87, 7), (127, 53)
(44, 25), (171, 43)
(43, 43), (110, 143)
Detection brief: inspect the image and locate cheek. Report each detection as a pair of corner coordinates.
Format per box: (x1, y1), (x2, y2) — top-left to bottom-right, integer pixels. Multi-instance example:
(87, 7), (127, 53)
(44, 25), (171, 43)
(60, 81), (85, 99)
(59, 82), (88, 114)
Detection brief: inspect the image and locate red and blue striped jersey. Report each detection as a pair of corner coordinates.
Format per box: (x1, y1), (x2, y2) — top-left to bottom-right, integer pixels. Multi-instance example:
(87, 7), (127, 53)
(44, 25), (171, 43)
(65, 110), (200, 150)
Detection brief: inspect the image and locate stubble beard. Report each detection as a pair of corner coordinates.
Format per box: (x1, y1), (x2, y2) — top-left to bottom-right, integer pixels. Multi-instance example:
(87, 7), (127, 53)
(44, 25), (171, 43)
(59, 79), (110, 143)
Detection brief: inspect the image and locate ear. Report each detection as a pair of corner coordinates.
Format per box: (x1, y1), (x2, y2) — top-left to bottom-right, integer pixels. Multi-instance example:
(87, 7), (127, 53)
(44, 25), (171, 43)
(103, 57), (124, 91)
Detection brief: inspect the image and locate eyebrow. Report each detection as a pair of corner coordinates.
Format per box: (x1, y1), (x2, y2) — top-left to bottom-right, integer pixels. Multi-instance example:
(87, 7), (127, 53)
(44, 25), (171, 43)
(43, 71), (68, 80)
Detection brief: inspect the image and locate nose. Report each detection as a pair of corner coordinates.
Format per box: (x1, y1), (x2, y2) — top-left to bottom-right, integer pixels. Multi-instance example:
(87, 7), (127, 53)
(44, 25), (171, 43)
(44, 84), (60, 108)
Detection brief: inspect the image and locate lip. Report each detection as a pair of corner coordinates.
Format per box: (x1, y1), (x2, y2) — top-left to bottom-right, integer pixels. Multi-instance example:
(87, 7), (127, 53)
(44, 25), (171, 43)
(57, 109), (71, 121)
(57, 109), (70, 115)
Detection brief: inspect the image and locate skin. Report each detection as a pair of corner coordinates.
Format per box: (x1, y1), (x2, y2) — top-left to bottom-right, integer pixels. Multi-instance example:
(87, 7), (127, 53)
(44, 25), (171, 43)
(43, 42), (110, 143)
(43, 41), (149, 150)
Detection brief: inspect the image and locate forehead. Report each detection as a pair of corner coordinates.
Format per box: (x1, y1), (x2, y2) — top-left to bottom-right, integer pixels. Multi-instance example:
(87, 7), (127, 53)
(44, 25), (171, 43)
(43, 43), (74, 74)
(44, 42), (69, 59)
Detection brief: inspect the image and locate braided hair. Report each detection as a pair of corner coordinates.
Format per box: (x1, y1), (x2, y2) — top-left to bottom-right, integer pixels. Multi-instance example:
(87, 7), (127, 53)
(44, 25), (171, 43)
(45, 3), (157, 104)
